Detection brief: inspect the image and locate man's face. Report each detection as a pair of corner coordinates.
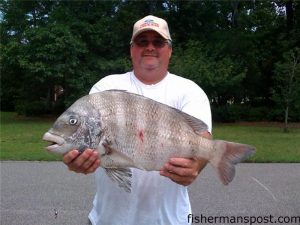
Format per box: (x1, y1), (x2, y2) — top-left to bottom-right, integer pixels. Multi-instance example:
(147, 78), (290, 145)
(130, 31), (172, 73)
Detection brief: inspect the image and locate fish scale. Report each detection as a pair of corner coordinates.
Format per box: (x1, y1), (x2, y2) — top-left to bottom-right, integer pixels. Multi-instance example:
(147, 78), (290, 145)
(43, 90), (255, 192)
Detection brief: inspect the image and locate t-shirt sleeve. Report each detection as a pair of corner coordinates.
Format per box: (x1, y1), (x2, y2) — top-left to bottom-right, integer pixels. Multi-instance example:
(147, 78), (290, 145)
(89, 73), (130, 94)
(180, 82), (212, 133)
(89, 77), (114, 94)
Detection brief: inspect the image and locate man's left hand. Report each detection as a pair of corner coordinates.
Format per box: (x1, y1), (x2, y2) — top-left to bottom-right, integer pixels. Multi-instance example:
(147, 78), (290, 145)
(160, 157), (207, 186)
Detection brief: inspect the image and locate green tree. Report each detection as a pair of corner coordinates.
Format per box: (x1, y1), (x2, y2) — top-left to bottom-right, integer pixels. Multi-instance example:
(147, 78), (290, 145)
(272, 48), (300, 131)
(170, 40), (245, 105)
(19, 24), (88, 113)
(1, 0), (299, 122)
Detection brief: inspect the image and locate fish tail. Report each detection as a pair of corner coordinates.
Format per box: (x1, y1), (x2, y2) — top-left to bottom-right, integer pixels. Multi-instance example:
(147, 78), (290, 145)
(209, 140), (255, 185)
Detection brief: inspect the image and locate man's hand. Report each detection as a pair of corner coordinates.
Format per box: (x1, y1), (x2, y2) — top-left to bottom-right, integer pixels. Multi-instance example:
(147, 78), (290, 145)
(160, 131), (211, 186)
(63, 149), (100, 174)
(160, 157), (207, 186)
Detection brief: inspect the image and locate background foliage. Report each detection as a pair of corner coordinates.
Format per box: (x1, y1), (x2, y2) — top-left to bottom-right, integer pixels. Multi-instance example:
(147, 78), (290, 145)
(1, 0), (299, 123)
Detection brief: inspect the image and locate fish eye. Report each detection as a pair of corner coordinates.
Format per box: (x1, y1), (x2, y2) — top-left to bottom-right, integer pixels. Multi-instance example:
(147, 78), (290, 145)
(69, 118), (78, 125)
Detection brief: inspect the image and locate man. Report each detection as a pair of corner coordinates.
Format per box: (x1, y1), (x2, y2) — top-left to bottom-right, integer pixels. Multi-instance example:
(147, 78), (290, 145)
(63, 15), (212, 225)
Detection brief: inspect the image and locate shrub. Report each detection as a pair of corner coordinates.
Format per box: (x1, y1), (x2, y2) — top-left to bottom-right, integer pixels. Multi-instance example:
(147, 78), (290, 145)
(15, 100), (49, 116)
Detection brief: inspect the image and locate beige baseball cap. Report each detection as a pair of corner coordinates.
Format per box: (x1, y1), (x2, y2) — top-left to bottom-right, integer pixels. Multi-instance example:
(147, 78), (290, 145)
(130, 15), (172, 44)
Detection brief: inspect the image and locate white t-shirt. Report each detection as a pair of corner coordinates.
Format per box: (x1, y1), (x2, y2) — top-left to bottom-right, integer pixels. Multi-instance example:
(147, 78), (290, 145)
(88, 71), (212, 225)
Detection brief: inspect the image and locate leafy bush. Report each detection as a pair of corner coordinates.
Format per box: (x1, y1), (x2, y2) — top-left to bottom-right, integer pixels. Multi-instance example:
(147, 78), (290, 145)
(212, 104), (241, 122)
(15, 100), (49, 116)
(211, 104), (283, 122)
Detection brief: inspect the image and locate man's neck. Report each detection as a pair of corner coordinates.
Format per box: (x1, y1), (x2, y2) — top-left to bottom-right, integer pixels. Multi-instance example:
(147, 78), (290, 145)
(134, 70), (168, 85)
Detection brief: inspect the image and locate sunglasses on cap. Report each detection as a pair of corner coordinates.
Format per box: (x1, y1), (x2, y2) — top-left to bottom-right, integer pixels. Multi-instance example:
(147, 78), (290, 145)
(133, 38), (170, 48)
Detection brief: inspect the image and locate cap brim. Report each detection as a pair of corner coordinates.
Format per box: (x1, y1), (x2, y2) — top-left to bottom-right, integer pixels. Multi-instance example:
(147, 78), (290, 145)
(130, 28), (171, 44)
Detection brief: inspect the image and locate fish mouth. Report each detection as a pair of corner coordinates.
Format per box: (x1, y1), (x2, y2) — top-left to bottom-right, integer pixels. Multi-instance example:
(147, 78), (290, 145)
(42, 132), (65, 152)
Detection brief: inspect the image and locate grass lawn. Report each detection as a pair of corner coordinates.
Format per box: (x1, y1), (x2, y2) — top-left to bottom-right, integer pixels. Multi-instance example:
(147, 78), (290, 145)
(213, 123), (300, 163)
(0, 112), (61, 161)
(1, 111), (299, 162)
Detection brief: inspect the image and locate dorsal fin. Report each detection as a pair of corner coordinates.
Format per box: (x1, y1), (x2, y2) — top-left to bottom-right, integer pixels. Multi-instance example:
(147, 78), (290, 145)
(176, 109), (208, 135)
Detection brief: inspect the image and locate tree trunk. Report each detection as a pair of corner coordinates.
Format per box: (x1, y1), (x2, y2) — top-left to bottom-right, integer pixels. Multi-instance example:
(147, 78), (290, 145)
(286, 0), (294, 31)
(284, 105), (289, 133)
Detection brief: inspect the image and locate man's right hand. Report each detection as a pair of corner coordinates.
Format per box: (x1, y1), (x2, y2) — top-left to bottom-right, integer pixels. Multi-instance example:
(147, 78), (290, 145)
(63, 149), (100, 174)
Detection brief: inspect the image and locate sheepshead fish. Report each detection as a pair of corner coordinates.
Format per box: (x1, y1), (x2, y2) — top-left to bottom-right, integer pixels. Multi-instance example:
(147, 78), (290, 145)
(43, 90), (255, 192)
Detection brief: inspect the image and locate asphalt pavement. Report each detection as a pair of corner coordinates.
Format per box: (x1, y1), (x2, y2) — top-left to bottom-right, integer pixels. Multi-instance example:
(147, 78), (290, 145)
(1, 162), (299, 225)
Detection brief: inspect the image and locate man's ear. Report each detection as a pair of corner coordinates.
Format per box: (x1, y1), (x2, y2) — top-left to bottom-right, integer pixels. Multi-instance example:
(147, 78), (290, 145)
(130, 45), (133, 58)
(169, 47), (172, 59)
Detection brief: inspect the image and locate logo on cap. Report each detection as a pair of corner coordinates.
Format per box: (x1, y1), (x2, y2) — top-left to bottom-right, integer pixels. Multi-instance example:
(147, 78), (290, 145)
(140, 19), (159, 28)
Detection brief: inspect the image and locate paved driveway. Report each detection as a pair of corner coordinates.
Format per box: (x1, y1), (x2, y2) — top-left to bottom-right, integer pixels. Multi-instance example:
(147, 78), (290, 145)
(188, 163), (300, 225)
(1, 162), (299, 225)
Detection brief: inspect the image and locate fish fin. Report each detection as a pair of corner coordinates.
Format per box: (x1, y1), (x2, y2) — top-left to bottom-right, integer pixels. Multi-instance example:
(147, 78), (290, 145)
(101, 142), (136, 167)
(176, 109), (208, 134)
(105, 168), (132, 193)
(209, 140), (255, 185)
